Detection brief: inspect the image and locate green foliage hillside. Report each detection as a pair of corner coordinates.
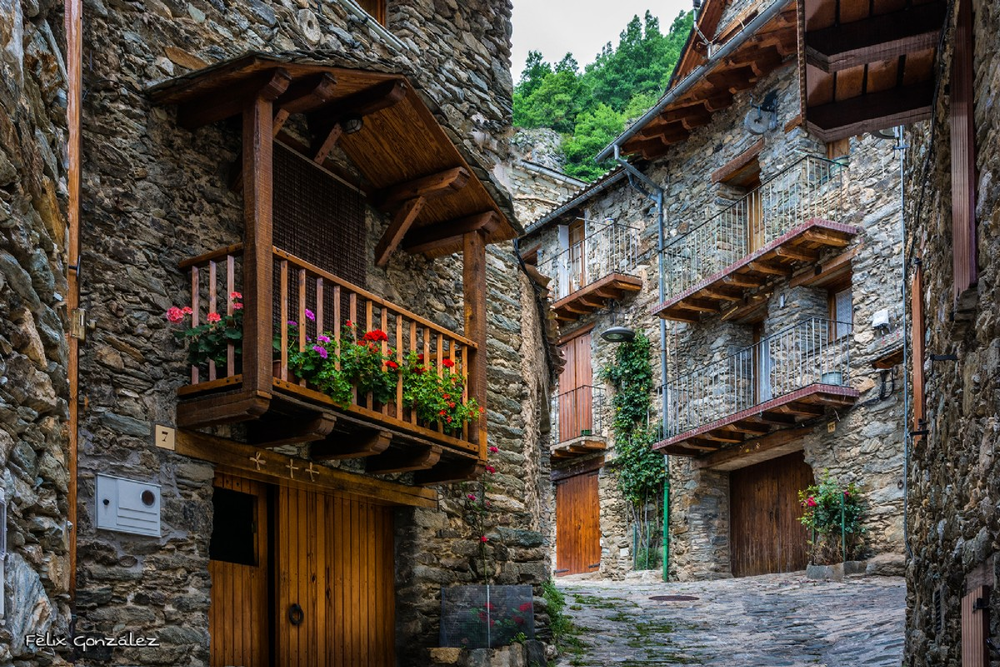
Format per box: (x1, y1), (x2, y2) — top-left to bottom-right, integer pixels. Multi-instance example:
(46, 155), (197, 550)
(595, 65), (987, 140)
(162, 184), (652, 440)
(513, 10), (694, 181)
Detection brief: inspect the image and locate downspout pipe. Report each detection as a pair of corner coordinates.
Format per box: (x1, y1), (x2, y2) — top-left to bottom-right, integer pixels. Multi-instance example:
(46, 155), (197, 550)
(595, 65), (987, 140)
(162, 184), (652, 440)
(595, 0), (792, 162)
(612, 146), (670, 582)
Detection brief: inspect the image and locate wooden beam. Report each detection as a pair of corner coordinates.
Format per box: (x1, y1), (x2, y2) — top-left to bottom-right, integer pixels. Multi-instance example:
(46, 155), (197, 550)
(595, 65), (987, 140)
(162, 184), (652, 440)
(178, 69), (292, 129)
(801, 229), (851, 247)
(374, 196), (426, 267)
(712, 139), (764, 183)
(774, 246), (818, 262)
(790, 245), (862, 288)
(276, 72), (339, 115)
(312, 78), (407, 121)
(675, 298), (719, 314)
(747, 261), (791, 276)
(758, 411), (799, 425)
(313, 123), (343, 164)
(725, 421), (772, 436)
(176, 391), (271, 429)
(692, 427), (814, 471)
(805, 2), (947, 73)
(416, 459), (485, 486)
(776, 402), (824, 417)
(807, 82), (934, 142)
(699, 431), (745, 444)
(249, 412), (337, 448)
(311, 430), (393, 460)
(374, 167), (470, 211)
(700, 287), (743, 302)
(175, 430), (437, 508)
(463, 230), (489, 457)
(401, 211), (499, 255)
(724, 274), (765, 288)
(367, 445), (442, 474)
(242, 92), (277, 397)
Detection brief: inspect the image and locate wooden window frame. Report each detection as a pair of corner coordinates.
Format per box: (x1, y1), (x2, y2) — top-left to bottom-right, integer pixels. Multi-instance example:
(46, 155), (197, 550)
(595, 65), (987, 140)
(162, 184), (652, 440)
(827, 281), (853, 341)
(357, 0), (387, 26)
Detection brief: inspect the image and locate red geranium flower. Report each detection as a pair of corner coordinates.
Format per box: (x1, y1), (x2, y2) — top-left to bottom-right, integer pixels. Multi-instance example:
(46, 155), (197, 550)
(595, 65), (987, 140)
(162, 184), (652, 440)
(447, 416), (453, 423)
(233, 302), (243, 310)
(386, 360), (399, 370)
(442, 358), (455, 369)
(485, 465), (495, 474)
(439, 409), (447, 416)
(443, 394), (450, 400)
(345, 320), (353, 327)
(449, 402), (456, 408)
(417, 353), (424, 362)
(230, 291), (242, 300)
(480, 535), (488, 543)
(166, 307), (185, 323)
(806, 496), (818, 508)
(489, 446), (499, 454)
(181, 306), (193, 315)
(519, 602), (532, 612)
(206, 312), (222, 324)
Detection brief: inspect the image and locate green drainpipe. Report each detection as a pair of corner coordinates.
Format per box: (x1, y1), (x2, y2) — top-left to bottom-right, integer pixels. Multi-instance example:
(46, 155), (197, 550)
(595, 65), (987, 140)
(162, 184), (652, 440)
(663, 455), (670, 581)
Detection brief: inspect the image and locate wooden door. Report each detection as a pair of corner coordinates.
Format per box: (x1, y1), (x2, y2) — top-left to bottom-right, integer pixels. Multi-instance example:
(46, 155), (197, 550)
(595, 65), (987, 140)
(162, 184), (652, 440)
(568, 219), (587, 291)
(729, 451), (813, 577)
(558, 331), (593, 443)
(746, 175), (765, 253)
(276, 487), (395, 667)
(555, 471), (601, 576)
(210, 475), (270, 667)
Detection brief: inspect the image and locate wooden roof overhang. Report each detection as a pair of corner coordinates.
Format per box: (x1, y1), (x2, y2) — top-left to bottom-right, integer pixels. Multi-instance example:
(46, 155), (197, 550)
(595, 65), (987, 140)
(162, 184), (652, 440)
(551, 435), (608, 461)
(552, 273), (643, 323)
(653, 219), (859, 322)
(148, 53), (518, 261)
(653, 383), (859, 457)
(800, 0), (947, 141)
(621, 2), (798, 161)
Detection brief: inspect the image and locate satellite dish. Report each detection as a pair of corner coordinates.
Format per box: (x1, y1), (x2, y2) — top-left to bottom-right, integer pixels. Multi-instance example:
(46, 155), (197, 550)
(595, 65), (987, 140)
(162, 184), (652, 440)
(744, 91), (779, 135)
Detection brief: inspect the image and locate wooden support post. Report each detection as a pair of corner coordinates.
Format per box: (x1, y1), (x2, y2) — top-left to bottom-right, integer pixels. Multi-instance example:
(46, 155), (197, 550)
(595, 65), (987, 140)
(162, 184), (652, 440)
(311, 430), (393, 460)
(313, 123), (343, 164)
(463, 230), (488, 459)
(374, 197), (426, 267)
(242, 91), (279, 399)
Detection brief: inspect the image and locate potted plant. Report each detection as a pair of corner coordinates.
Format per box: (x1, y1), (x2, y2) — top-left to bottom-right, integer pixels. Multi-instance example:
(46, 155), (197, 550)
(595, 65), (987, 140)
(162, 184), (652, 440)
(799, 474), (866, 565)
(401, 352), (482, 432)
(166, 292), (243, 371)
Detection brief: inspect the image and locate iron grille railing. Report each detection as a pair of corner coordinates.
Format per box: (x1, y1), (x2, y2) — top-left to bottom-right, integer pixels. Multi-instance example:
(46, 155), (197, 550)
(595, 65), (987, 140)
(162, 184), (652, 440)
(663, 318), (852, 438)
(554, 385), (606, 444)
(539, 221), (640, 301)
(662, 155), (846, 299)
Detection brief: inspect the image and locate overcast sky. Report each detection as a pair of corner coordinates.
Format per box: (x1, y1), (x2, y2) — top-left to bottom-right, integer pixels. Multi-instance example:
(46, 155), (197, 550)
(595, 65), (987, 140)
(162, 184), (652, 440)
(510, 0), (692, 82)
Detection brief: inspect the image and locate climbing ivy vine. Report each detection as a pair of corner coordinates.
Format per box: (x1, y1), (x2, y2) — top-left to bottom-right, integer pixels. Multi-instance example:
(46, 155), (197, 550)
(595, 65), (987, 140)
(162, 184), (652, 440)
(601, 332), (666, 511)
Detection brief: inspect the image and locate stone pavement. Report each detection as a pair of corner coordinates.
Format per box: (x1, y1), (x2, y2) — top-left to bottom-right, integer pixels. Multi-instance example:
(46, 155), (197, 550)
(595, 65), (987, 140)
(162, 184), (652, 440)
(555, 571), (905, 666)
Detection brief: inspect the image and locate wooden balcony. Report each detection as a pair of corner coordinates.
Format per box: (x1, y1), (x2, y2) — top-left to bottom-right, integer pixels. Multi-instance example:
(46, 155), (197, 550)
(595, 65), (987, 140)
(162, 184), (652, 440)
(655, 157), (859, 322)
(175, 245), (487, 484)
(551, 385), (607, 462)
(538, 222), (643, 323)
(657, 318), (859, 457)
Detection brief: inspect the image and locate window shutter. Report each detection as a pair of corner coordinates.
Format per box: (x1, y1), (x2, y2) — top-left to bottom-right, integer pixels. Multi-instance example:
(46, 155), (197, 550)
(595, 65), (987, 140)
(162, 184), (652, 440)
(951, 0), (977, 300)
(911, 263), (925, 430)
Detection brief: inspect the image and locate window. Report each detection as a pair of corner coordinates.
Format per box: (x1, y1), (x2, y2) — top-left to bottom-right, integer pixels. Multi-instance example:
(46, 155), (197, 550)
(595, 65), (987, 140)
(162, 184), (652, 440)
(209, 488), (258, 566)
(357, 0), (387, 25)
(829, 286), (853, 340)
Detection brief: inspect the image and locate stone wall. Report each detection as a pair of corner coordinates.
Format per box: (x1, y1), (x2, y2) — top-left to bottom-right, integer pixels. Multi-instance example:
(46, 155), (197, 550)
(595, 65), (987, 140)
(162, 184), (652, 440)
(70, 0), (553, 664)
(500, 129), (584, 227)
(903, 0), (1000, 663)
(523, 57), (907, 582)
(0, 1), (73, 664)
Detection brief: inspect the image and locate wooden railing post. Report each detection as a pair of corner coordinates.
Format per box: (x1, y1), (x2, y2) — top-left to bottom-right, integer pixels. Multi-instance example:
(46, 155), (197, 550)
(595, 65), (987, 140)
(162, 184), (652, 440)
(241, 81), (285, 398)
(463, 230), (488, 457)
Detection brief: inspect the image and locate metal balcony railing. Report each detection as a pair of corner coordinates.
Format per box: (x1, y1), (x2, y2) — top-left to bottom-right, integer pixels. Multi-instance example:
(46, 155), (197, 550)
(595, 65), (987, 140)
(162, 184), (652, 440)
(554, 385), (606, 444)
(662, 156), (846, 298)
(539, 221), (640, 301)
(662, 318), (852, 438)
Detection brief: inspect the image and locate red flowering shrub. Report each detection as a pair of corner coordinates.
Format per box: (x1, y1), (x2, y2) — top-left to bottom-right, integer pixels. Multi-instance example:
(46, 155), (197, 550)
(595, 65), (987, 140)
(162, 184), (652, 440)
(401, 351), (481, 431)
(166, 293), (243, 369)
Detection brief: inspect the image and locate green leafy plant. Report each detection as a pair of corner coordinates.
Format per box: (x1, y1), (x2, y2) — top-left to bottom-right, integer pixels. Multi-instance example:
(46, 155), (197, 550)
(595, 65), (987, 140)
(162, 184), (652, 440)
(281, 322), (353, 408)
(798, 473), (866, 564)
(401, 351), (482, 432)
(167, 293), (243, 369)
(339, 326), (399, 405)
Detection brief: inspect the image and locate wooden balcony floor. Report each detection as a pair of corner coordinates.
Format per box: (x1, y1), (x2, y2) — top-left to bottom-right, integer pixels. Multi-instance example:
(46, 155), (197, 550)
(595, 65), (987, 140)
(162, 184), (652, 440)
(551, 435), (607, 461)
(654, 383), (860, 457)
(553, 273), (643, 322)
(654, 219), (859, 322)
(176, 378), (484, 485)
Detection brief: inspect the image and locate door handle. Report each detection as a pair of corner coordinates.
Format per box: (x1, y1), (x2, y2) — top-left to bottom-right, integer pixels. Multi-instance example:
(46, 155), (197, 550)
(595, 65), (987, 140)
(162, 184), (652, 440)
(288, 603), (304, 626)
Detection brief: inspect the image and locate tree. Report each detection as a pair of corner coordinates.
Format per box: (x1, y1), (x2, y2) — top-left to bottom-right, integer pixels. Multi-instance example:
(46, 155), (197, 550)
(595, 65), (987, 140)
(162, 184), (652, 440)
(561, 104), (623, 181)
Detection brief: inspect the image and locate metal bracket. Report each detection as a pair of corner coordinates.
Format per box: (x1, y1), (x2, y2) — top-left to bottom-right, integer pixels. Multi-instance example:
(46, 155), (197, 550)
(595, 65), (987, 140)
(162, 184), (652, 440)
(974, 597), (989, 611)
(70, 308), (87, 341)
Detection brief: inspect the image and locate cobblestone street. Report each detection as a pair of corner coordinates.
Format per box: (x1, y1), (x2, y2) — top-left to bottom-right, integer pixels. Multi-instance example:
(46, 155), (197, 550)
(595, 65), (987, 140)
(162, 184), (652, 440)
(555, 573), (906, 666)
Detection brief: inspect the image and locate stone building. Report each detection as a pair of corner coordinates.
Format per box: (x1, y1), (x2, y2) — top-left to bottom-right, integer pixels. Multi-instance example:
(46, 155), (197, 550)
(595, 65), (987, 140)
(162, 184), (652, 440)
(901, 0), (1000, 663)
(2, 0), (556, 665)
(520, 0), (919, 581)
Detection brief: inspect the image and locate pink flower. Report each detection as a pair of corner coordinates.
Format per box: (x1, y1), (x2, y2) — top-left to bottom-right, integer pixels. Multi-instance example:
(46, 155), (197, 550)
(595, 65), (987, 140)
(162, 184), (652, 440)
(489, 446), (499, 454)
(313, 345), (328, 359)
(166, 307), (185, 323)
(181, 306), (193, 315)
(480, 535), (488, 543)
(485, 465), (496, 474)
(806, 497), (818, 508)
(305, 309), (315, 321)
(287, 320), (298, 327)
(467, 493), (476, 501)
(317, 335), (331, 343)
(844, 490), (851, 498)
(230, 291), (242, 300)
(233, 302), (243, 310)
(206, 312), (222, 324)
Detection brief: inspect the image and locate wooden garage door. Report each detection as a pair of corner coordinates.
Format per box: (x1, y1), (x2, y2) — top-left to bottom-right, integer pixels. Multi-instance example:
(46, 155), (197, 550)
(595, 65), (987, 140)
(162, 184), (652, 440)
(276, 486), (395, 667)
(555, 471), (601, 576)
(730, 451), (813, 577)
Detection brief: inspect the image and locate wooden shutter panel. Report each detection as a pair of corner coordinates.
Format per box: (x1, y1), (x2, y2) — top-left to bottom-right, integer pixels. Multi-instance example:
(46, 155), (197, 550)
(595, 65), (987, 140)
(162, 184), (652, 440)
(911, 263), (925, 430)
(951, 0), (977, 300)
(961, 586), (990, 667)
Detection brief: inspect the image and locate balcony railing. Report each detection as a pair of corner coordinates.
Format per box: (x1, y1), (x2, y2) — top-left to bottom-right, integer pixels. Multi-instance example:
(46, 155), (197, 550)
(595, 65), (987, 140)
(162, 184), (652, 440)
(662, 156), (846, 299)
(663, 318), (852, 438)
(554, 385), (606, 445)
(539, 221), (640, 301)
(177, 245), (480, 452)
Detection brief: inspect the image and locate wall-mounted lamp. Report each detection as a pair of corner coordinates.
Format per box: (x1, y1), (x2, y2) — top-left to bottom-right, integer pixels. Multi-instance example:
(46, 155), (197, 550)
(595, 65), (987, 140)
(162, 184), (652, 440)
(600, 300), (636, 343)
(341, 114), (364, 135)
